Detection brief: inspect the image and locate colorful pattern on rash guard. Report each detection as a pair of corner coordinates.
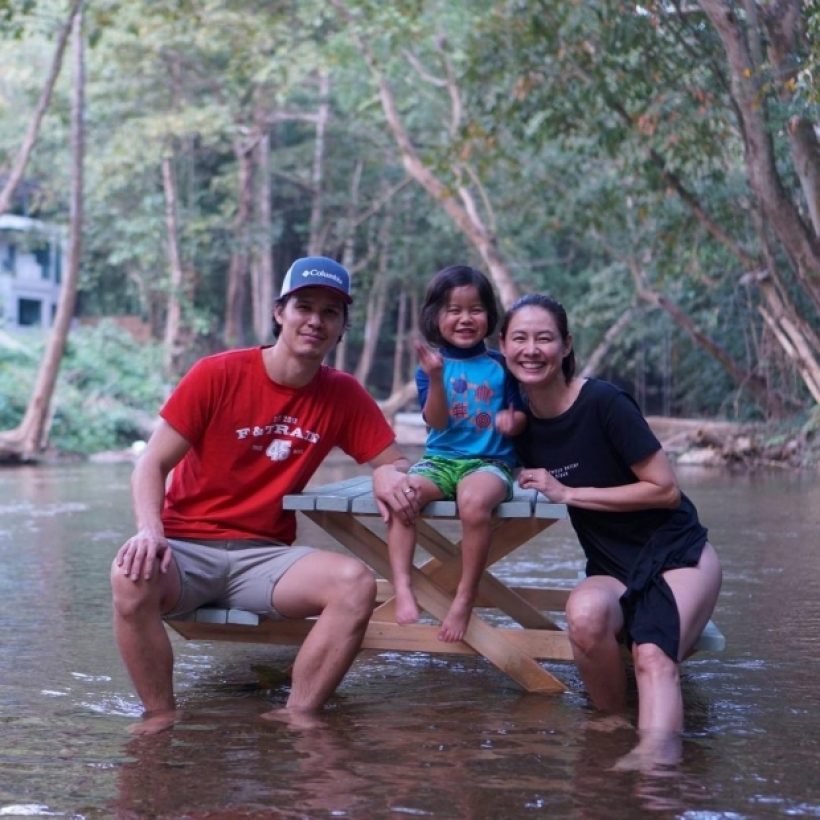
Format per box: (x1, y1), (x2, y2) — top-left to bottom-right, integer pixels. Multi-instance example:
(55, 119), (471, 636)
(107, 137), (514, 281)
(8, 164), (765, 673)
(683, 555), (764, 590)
(416, 341), (523, 467)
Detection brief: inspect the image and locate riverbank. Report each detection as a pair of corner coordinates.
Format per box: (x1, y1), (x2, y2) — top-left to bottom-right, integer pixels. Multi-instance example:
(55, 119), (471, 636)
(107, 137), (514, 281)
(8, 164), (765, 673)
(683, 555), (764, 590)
(3, 323), (817, 470)
(393, 412), (820, 471)
(23, 410), (819, 472)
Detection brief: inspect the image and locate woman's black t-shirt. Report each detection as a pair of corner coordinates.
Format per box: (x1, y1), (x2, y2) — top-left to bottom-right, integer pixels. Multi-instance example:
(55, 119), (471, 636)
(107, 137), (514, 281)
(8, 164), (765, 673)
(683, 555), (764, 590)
(514, 378), (706, 583)
(515, 379), (709, 659)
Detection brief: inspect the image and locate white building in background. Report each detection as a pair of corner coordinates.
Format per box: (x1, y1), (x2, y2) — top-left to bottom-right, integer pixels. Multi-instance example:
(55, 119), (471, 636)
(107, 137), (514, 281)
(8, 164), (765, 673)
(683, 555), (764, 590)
(0, 214), (65, 328)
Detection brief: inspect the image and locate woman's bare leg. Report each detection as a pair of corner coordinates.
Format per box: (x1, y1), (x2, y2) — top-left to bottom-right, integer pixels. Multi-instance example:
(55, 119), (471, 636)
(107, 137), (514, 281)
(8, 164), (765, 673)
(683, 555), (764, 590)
(565, 575), (628, 713)
(672, 542), (723, 660)
(633, 542), (723, 733)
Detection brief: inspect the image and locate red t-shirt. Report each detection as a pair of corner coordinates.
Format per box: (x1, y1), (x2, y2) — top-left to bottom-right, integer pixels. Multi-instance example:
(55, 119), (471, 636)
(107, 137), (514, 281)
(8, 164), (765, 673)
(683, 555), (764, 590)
(159, 347), (395, 543)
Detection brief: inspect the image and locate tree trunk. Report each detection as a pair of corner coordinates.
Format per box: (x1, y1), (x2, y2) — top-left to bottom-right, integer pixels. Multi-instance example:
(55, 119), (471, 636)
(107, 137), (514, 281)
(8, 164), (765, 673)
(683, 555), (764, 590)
(0, 5), (85, 461)
(576, 33), (819, 405)
(760, 1), (820, 236)
(699, 0), (820, 312)
(307, 70), (330, 256)
(161, 152), (186, 376)
(591, 227), (790, 414)
(250, 131), (274, 343)
(758, 280), (820, 403)
(354, 210), (392, 385)
(0, 0), (83, 216)
(380, 288), (420, 420)
(391, 288), (408, 395)
(330, 0), (520, 308)
(580, 306), (637, 378)
(224, 137), (255, 347)
(379, 379), (418, 420)
(379, 73), (519, 307)
(749, 208), (820, 403)
(333, 160), (363, 372)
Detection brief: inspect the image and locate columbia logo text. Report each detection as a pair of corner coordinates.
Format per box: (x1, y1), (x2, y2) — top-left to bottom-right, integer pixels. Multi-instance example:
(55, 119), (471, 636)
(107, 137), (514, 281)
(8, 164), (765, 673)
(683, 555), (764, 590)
(302, 269), (343, 285)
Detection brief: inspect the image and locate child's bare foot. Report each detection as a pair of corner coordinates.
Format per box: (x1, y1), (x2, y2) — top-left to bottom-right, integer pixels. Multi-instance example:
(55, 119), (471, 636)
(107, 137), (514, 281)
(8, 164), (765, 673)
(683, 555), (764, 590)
(437, 594), (473, 642)
(393, 586), (420, 625)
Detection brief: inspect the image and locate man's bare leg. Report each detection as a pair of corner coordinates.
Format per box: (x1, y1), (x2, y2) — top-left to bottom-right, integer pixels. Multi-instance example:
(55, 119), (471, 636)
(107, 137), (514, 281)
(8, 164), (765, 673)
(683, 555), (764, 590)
(438, 472), (507, 643)
(111, 559), (182, 734)
(267, 551), (376, 716)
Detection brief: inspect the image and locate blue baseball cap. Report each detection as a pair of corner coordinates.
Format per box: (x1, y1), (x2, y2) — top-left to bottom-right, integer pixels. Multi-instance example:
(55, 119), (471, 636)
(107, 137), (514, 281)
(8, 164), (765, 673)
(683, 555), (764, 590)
(279, 256), (353, 304)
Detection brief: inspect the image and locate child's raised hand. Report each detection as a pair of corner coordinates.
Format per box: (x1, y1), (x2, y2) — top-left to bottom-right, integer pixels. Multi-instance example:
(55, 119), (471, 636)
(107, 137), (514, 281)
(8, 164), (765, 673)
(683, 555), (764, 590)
(495, 404), (523, 436)
(495, 404), (516, 435)
(414, 339), (444, 376)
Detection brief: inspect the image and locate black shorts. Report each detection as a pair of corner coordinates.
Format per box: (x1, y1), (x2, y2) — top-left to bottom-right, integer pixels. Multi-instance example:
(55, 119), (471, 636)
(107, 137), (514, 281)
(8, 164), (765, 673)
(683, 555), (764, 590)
(591, 507), (708, 661)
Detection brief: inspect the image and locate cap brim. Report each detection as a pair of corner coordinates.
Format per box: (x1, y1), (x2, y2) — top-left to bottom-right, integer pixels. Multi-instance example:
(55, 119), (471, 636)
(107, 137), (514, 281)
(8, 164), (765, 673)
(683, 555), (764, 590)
(288, 283), (353, 304)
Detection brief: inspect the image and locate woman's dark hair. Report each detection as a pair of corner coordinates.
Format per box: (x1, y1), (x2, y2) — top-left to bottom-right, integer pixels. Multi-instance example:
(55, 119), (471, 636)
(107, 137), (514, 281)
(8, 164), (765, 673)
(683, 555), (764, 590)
(419, 265), (499, 346)
(271, 292), (349, 339)
(499, 293), (576, 384)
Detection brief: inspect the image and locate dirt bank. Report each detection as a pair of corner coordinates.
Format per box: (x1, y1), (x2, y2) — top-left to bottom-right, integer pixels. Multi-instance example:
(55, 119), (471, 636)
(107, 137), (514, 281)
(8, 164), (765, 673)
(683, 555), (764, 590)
(393, 412), (817, 471)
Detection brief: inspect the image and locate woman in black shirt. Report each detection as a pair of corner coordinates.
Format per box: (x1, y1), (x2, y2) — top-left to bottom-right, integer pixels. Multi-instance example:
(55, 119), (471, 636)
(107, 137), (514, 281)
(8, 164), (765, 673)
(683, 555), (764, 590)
(500, 294), (722, 767)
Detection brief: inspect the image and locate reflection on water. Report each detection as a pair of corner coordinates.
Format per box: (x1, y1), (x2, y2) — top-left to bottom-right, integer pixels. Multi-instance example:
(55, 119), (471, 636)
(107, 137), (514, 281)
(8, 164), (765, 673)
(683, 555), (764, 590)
(1, 457), (819, 817)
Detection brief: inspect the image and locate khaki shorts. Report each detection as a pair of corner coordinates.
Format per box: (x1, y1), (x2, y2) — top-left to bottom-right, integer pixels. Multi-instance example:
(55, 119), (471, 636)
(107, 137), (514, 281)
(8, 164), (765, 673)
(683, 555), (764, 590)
(163, 538), (316, 620)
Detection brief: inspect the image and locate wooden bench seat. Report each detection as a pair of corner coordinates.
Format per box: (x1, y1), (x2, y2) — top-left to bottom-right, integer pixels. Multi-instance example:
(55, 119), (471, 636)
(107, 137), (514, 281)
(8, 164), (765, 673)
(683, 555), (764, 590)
(168, 603), (725, 655)
(165, 477), (725, 693)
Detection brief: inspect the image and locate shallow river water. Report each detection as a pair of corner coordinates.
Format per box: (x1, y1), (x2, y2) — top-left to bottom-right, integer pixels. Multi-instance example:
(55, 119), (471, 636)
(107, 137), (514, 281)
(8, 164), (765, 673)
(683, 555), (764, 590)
(0, 456), (818, 818)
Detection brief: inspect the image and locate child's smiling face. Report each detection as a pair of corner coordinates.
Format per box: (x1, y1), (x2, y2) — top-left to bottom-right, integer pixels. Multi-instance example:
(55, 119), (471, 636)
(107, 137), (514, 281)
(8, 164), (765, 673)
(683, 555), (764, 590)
(438, 285), (489, 348)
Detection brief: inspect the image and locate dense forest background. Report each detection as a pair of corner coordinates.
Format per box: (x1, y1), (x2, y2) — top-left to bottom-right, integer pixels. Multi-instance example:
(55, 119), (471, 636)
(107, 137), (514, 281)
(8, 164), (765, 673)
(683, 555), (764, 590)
(0, 0), (818, 460)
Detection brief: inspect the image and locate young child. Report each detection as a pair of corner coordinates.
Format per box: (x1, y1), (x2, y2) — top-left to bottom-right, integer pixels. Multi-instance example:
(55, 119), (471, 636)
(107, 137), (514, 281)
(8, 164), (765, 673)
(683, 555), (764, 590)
(387, 264), (526, 642)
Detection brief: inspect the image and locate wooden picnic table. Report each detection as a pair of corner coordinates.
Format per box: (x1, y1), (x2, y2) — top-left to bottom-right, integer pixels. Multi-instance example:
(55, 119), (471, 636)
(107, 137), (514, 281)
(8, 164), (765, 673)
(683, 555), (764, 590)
(166, 477), (725, 694)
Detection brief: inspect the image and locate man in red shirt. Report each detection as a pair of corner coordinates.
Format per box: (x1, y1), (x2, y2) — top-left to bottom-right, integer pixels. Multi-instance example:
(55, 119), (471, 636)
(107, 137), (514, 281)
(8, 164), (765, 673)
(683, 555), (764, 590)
(111, 256), (419, 733)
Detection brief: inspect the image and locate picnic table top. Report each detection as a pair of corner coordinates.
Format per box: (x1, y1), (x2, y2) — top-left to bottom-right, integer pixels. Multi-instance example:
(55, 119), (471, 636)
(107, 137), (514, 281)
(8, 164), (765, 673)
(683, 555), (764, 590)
(282, 475), (569, 520)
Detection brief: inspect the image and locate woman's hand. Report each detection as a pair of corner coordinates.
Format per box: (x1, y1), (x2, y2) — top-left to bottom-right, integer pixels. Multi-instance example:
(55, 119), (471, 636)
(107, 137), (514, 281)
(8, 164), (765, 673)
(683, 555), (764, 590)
(518, 450), (681, 511)
(518, 467), (568, 503)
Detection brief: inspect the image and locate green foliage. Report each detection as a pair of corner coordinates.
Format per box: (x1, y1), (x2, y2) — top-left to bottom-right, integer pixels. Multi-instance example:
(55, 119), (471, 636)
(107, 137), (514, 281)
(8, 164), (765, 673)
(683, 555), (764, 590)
(0, 0), (36, 37)
(0, 322), (167, 454)
(0, 336), (36, 427)
(1, 0), (816, 432)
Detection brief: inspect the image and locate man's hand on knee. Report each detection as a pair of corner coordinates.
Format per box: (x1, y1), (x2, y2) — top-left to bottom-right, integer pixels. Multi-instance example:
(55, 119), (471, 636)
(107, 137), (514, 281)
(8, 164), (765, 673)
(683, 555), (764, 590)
(116, 527), (172, 581)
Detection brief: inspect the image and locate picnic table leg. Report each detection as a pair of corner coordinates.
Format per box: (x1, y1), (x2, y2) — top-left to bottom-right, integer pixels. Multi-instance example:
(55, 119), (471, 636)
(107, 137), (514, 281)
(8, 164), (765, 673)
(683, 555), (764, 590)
(307, 511), (566, 694)
(415, 519), (563, 631)
(376, 518), (565, 630)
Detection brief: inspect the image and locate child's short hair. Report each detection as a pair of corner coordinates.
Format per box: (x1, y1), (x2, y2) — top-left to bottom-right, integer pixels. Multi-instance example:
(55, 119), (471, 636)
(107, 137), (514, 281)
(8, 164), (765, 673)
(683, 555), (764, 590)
(419, 265), (499, 346)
